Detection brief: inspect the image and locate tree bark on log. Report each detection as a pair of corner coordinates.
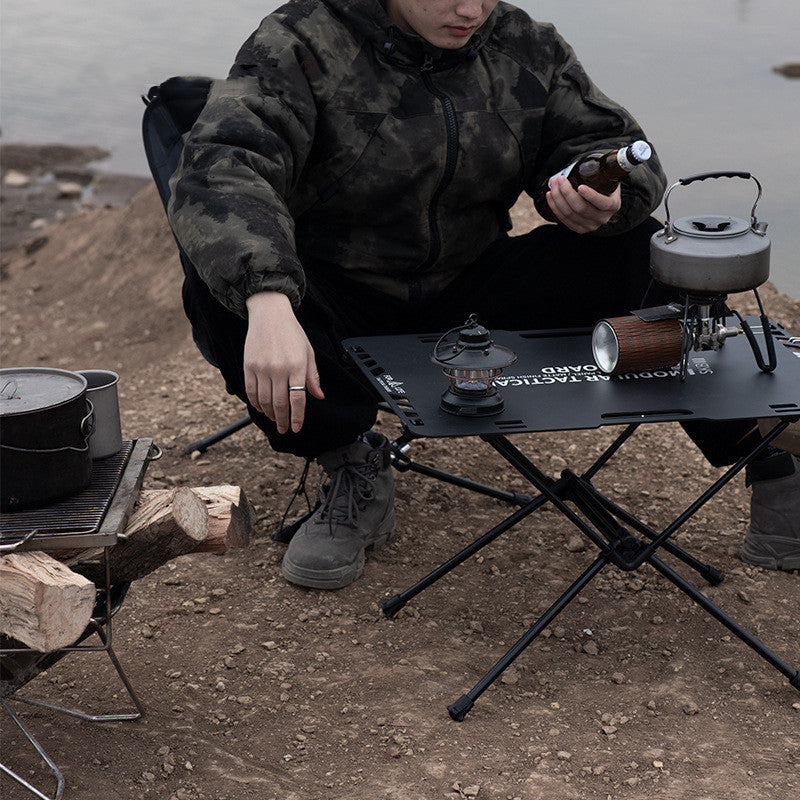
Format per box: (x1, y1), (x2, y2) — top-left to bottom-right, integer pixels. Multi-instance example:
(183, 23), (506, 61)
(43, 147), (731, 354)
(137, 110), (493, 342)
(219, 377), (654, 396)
(0, 551), (96, 652)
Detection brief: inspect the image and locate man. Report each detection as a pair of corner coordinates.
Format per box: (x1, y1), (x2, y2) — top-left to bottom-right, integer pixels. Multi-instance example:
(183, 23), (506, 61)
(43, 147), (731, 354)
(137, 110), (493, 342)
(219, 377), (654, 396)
(169, 0), (799, 588)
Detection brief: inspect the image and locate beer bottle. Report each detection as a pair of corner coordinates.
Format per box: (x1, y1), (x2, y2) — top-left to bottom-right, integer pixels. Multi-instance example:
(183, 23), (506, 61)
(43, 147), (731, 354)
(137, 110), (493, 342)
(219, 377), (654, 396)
(537, 140), (652, 221)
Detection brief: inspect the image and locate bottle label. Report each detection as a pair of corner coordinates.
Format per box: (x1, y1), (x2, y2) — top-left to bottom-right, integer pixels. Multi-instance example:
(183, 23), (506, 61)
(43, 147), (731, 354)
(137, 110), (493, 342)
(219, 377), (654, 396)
(547, 160), (578, 189)
(618, 141), (651, 171)
(617, 150), (636, 172)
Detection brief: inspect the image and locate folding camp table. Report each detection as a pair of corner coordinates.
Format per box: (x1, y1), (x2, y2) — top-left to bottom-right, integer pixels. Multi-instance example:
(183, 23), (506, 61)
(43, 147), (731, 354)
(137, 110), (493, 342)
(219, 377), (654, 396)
(344, 318), (800, 720)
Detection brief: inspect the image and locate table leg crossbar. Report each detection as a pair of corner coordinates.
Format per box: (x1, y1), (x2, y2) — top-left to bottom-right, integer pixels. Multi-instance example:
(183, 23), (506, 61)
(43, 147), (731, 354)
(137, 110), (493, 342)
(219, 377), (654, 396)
(382, 421), (800, 720)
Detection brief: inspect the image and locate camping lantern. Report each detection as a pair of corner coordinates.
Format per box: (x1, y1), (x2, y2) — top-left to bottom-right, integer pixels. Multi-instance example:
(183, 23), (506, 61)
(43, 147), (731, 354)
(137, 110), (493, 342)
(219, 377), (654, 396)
(431, 315), (517, 417)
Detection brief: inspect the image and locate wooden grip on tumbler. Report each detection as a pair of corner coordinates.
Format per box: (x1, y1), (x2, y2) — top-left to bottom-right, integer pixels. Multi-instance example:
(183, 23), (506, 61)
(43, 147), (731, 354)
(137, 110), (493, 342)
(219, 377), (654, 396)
(597, 316), (683, 375)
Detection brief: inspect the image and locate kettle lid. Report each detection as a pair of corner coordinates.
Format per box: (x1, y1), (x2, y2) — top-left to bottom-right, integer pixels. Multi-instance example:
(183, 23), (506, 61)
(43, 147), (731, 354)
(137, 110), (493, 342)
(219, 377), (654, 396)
(672, 215), (751, 238)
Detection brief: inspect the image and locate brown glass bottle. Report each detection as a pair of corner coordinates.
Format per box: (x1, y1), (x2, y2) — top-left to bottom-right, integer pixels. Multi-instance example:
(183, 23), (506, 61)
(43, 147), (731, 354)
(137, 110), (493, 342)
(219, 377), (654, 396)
(537, 140), (652, 222)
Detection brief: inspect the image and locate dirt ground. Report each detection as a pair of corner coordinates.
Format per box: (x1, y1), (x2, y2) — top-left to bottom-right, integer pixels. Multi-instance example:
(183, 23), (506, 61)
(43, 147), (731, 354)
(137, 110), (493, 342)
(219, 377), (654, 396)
(1, 145), (799, 800)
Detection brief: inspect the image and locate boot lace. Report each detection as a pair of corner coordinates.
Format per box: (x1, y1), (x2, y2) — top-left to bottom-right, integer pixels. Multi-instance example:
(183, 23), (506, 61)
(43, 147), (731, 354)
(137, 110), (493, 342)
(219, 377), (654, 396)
(319, 456), (379, 532)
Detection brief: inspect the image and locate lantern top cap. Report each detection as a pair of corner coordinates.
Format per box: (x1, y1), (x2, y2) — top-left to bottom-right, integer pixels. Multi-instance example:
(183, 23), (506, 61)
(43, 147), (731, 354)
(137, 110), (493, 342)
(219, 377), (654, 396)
(431, 315), (517, 370)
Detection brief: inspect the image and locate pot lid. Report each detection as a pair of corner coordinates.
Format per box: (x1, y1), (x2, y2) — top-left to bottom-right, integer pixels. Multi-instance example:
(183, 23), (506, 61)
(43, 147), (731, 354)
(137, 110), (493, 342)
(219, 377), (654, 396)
(0, 368), (87, 417)
(672, 215), (750, 238)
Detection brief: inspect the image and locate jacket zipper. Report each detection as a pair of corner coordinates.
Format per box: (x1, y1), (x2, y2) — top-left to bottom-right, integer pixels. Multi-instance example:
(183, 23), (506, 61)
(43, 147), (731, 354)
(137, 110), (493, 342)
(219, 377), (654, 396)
(412, 58), (459, 297)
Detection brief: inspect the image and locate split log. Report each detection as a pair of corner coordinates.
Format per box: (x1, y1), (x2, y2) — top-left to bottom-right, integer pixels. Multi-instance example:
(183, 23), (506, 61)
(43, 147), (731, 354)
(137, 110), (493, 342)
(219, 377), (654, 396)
(188, 485), (254, 552)
(73, 486), (209, 585)
(0, 551), (95, 652)
(137, 485), (254, 553)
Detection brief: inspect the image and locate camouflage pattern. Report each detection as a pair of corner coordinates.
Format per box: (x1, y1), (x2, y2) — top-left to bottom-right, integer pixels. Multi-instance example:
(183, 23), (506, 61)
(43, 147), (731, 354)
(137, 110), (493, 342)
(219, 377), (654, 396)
(168, 0), (667, 316)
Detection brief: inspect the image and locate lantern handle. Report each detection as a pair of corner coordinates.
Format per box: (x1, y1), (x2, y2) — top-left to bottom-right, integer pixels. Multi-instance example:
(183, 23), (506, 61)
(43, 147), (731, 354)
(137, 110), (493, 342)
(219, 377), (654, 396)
(432, 314), (479, 364)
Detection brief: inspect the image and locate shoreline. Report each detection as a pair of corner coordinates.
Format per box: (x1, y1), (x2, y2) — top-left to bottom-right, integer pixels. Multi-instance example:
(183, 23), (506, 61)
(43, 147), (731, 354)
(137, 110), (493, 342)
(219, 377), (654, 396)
(1, 143), (151, 253)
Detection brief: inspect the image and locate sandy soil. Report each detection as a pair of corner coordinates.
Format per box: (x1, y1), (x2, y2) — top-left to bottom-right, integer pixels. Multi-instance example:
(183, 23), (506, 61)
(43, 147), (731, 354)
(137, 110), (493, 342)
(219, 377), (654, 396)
(1, 145), (799, 800)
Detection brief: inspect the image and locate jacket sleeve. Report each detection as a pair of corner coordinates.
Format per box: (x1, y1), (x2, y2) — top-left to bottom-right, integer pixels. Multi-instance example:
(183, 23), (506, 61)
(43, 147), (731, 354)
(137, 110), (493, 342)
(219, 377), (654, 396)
(167, 22), (317, 316)
(529, 31), (667, 235)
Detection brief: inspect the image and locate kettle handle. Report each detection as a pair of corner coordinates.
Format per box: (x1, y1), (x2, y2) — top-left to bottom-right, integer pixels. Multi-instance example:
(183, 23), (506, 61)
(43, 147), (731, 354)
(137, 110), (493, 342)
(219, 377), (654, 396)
(661, 171), (765, 242)
(678, 171), (751, 185)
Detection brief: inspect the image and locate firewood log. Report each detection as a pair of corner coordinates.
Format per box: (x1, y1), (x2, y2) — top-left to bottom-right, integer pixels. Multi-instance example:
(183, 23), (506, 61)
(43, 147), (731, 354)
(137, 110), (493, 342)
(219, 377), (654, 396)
(189, 485), (254, 552)
(0, 551), (95, 652)
(73, 486), (208, 585)
(138, 485), (254, 553)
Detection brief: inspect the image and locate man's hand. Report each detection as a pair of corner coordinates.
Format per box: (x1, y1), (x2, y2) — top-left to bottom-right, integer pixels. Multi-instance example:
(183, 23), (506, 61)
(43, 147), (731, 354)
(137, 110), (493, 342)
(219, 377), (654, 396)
(244, 291), (324, 434)
(546, 176), (621, 233)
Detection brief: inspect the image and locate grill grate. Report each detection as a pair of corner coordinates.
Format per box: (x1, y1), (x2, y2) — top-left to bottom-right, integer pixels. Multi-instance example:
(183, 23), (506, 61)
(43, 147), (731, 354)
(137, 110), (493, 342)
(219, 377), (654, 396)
(0, 440), (134, 541)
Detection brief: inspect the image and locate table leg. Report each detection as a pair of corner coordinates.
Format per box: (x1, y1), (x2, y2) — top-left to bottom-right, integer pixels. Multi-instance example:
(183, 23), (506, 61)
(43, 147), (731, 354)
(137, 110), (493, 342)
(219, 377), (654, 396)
(448, 556), (607, 721)
(382, 486), (554, 618)
(647, 554), (800, 691)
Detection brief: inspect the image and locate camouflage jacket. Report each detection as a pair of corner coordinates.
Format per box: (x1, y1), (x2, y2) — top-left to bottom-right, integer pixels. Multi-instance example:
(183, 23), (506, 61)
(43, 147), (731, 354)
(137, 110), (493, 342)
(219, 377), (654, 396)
(168, 0), (666, 316)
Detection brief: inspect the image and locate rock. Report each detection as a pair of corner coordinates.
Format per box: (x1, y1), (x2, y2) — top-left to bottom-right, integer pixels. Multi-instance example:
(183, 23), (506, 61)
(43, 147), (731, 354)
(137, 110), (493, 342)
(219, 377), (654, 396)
(683, 701), (700, 715)
(773, 62), (800, 78)
(500, 667), (519, 685)
(565, 534), (585, 552)
(601, 724), (617, 735)
(3, 169), (31, 188)
(57, 181), (83, 198)
(582, 640), (599, 656)
(24, 235), (48, 254)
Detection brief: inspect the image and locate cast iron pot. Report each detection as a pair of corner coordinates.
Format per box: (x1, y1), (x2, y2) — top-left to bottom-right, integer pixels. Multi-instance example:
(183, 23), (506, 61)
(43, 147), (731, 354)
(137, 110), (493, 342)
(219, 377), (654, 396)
(0, 368), (93, 511)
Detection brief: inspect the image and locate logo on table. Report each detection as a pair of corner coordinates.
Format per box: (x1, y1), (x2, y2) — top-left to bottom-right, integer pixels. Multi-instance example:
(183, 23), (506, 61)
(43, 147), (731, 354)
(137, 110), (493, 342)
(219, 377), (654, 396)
(495, 359), (713, 387)
(376, 374), (406, 394)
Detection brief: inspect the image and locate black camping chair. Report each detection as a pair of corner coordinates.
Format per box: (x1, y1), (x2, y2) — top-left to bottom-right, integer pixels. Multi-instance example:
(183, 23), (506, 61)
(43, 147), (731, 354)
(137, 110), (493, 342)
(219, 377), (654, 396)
(141, 77), (532, 539)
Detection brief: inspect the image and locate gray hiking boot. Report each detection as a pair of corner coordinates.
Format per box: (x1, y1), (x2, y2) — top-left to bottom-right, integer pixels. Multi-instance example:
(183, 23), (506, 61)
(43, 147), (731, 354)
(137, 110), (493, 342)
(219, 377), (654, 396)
(281, 431), (396, 589)
(741, 456), (800, 571)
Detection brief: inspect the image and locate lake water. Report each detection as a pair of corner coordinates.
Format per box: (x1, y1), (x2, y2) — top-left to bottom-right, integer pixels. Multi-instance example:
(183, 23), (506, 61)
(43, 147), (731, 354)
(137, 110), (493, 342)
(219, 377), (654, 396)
(1, 0), (798, 296)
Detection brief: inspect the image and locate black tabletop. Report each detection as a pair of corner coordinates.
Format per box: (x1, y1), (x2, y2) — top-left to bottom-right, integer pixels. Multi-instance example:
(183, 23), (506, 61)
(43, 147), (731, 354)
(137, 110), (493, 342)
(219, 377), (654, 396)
(344, 318), (800, 438)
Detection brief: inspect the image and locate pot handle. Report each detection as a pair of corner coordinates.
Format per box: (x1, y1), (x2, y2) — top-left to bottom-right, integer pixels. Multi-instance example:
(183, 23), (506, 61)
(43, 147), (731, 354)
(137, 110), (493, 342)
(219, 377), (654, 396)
(81, 399), (95, 439)
(0, 400), (95, 455)
(0, 441), (90, 455)
(661, 172), (765, 242)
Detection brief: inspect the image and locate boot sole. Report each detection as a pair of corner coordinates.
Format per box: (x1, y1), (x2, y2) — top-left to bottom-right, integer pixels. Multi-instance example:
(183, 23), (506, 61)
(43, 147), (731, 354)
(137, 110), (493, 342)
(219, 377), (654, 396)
(281, 509), (396, 590)
(741, 536), (800, 571)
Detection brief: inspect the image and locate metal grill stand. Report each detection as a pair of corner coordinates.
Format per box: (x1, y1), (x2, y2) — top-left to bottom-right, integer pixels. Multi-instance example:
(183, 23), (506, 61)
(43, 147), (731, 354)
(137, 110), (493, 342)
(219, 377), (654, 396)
(344, 323), (800, 720)
(0, 439), (154, 799)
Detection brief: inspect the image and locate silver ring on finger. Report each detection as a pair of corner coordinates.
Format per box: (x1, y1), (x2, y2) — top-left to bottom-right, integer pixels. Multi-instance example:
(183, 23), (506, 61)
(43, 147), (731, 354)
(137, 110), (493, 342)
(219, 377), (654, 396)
(289, 386), (306, 392)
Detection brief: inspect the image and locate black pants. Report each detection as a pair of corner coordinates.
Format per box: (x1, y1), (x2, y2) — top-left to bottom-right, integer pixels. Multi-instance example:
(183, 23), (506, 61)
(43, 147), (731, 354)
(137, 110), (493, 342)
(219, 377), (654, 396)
(182, 218), (759, 462)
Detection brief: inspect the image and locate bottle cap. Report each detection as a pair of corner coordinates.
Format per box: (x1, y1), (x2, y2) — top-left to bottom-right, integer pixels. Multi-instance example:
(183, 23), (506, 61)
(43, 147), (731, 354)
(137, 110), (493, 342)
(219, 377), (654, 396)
(630, 140), (652, 163)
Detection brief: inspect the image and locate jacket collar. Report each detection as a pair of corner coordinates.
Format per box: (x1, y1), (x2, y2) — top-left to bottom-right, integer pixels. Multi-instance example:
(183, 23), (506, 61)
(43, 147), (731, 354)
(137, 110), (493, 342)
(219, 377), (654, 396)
(324, 0), (496, 69)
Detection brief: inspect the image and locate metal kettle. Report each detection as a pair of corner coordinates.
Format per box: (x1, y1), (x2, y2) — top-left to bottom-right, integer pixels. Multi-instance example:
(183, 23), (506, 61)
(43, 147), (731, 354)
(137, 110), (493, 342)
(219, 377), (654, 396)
(650, 171), (770, 296)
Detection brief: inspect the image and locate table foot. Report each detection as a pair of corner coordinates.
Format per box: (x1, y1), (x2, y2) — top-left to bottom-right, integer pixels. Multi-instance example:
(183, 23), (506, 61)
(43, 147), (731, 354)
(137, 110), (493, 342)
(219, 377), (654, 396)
(649, 554), (800, 686)
(382, 595), (406, 618)
(703, 564), (725, 586)
(447, 694), (474, 722)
